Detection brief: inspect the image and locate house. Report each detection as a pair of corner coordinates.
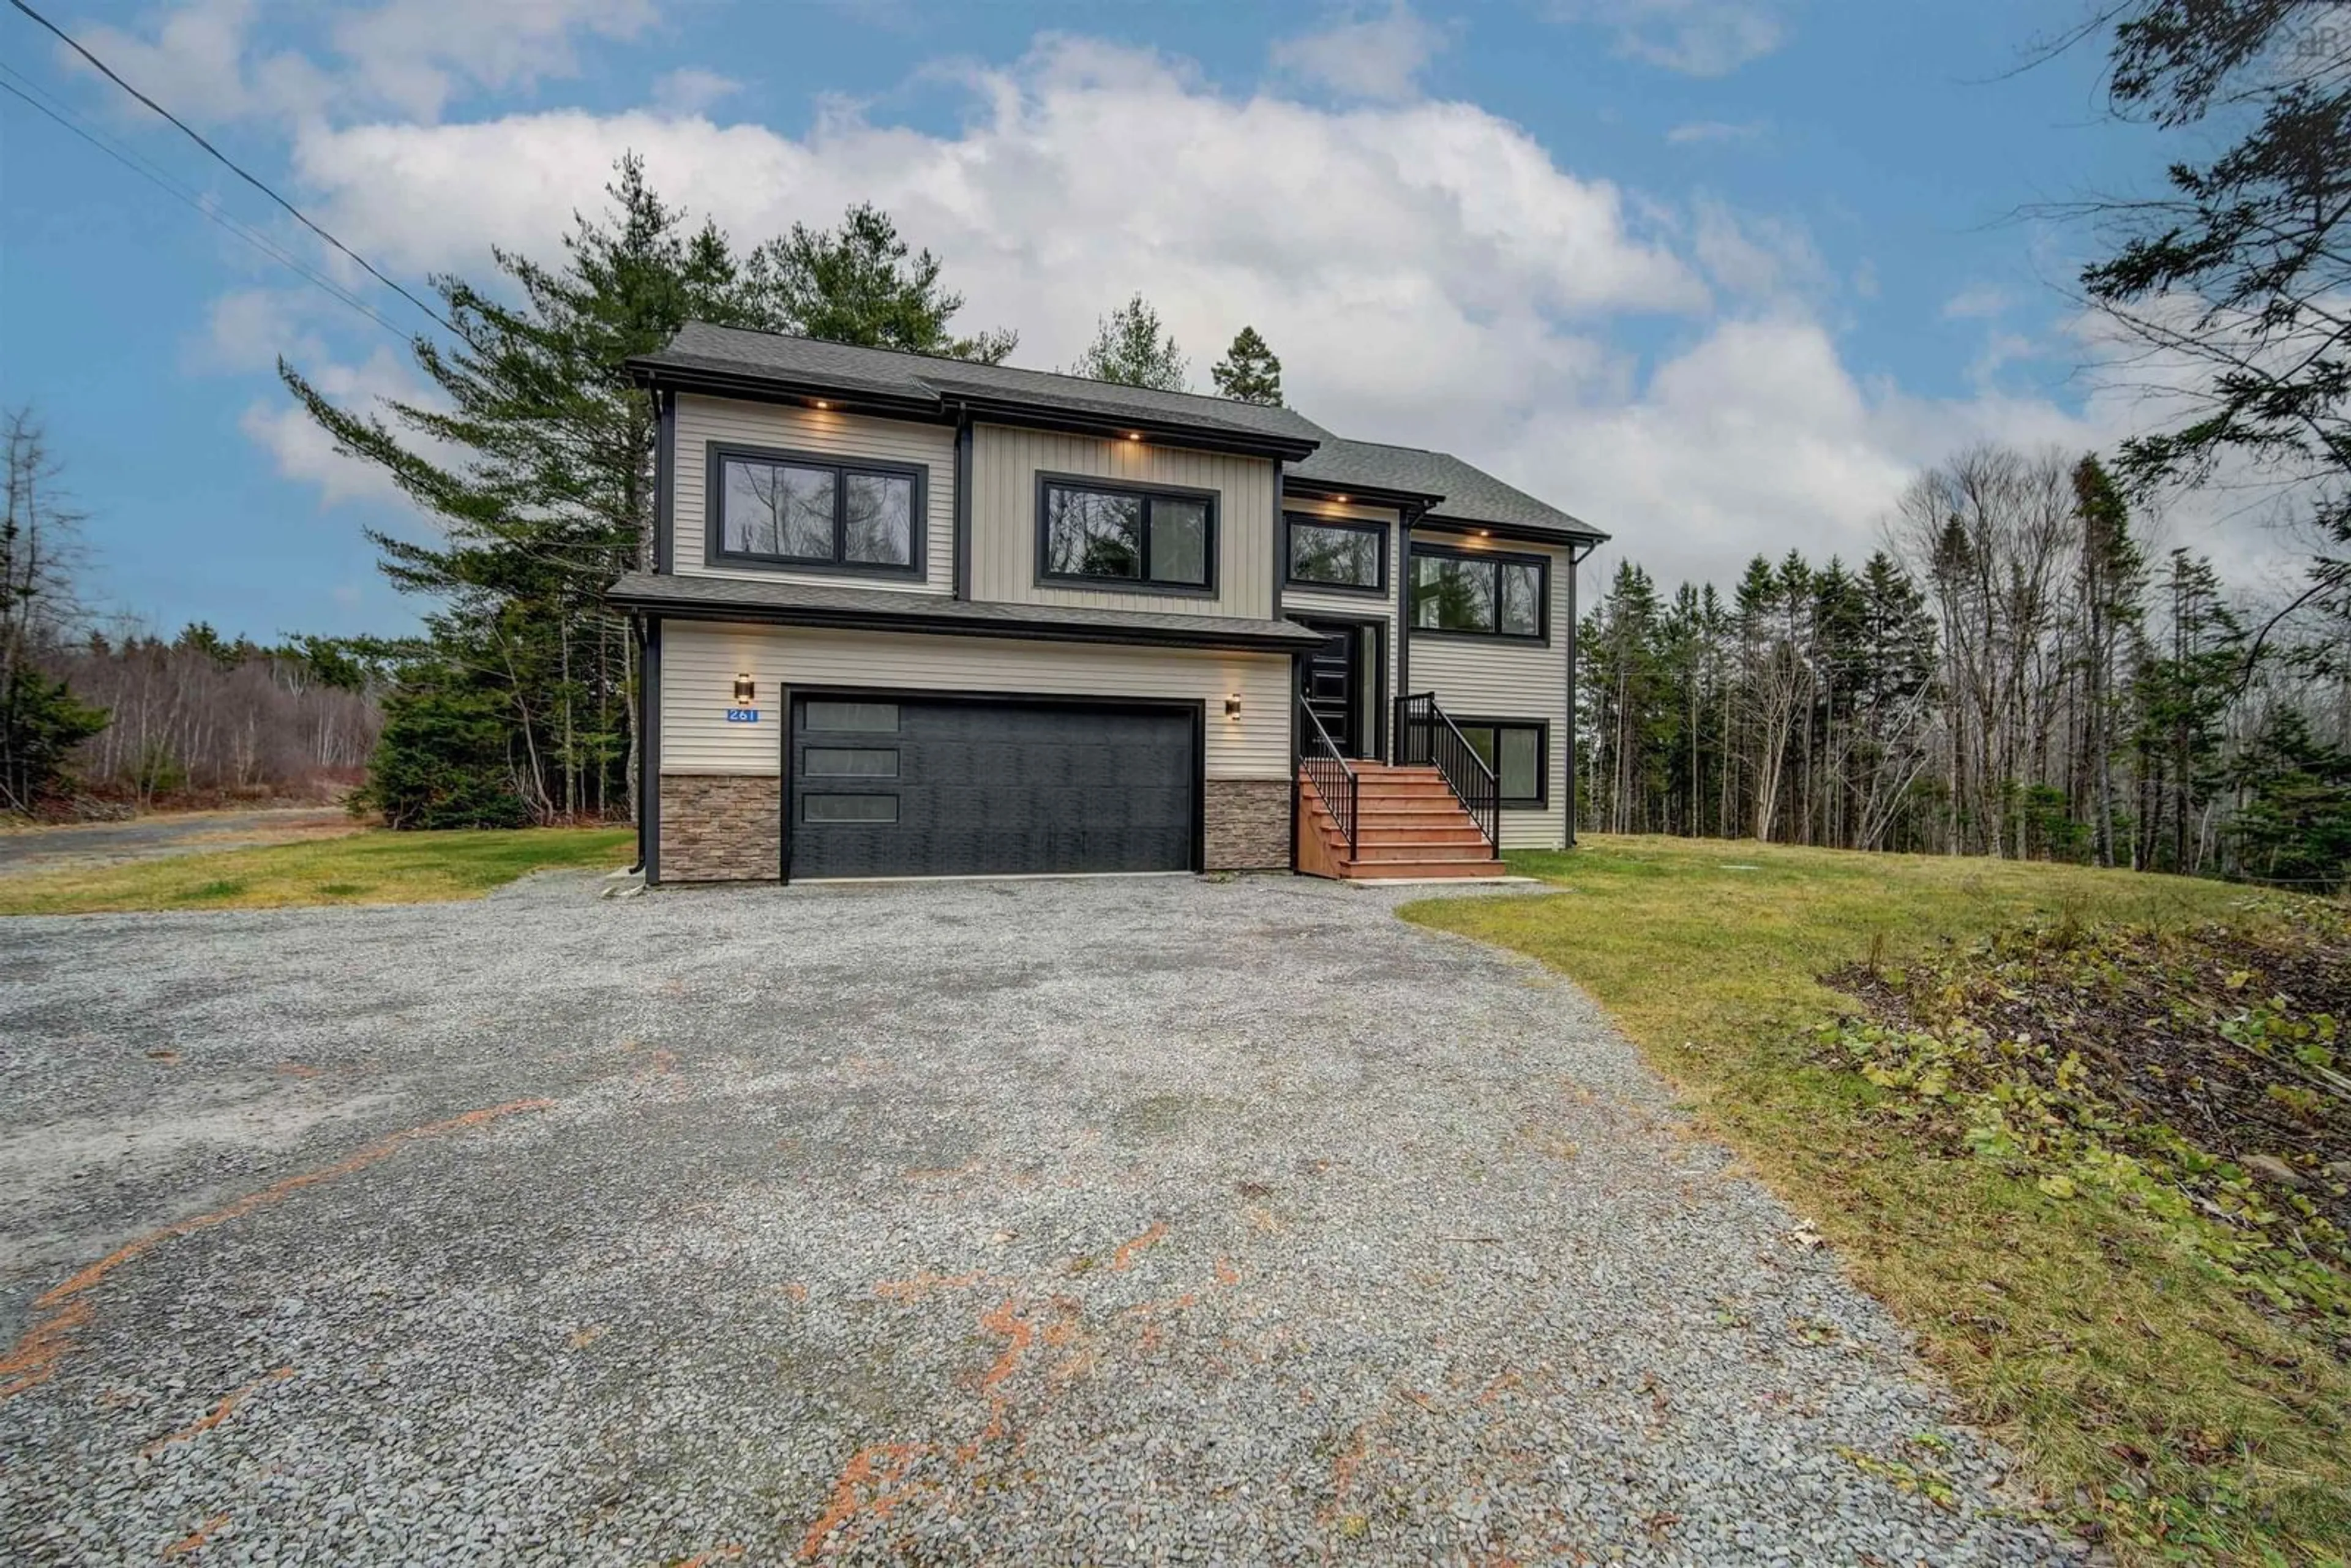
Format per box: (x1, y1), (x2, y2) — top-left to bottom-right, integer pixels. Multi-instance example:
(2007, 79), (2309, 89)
(610, 323), (1605, 885)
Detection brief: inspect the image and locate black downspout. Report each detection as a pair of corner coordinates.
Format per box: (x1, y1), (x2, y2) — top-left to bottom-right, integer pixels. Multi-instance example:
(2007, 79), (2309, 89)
(1393, 506), (1416, 763)
(1271, 461), (1286, 621)
(642, 616), (662, 884)
(654, 389), (675, 573)
(1565, 541), (1591, 849)
(953, 411), (973, 601)
(1277, 463), (1295, 872)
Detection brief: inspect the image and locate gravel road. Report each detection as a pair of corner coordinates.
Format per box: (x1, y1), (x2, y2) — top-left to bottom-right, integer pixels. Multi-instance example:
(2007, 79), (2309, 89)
(0, 872), (2077, 1565)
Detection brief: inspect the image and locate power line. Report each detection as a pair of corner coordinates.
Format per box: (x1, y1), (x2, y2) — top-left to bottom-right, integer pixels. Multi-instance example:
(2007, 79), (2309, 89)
(7, 0), (462, 340)
(0, 67), (414, 342)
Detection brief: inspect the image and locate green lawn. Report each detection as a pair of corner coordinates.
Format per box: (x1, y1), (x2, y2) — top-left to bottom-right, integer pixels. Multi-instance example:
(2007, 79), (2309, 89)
(0, 827), (634, 915)
(1403, 836), (2349, 1564)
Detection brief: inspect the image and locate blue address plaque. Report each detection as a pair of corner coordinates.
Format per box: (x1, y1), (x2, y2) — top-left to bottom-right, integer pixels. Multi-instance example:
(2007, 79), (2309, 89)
(723, 708), (760, 724)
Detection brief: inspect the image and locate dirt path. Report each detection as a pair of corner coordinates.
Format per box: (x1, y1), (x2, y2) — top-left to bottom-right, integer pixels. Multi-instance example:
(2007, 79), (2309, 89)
(0, 808), (361, 877)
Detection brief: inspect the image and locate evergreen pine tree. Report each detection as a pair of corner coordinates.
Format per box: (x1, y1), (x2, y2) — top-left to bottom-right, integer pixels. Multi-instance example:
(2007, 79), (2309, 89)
(1209, 326), (1283, 405)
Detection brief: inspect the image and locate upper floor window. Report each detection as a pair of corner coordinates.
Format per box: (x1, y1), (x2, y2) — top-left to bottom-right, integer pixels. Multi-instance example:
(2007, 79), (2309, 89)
(710, 444), (924, 578)
(1410, 544), (1547, 640)
(1038, 476), (1216, 594)
(1285, 515), (1387, 593)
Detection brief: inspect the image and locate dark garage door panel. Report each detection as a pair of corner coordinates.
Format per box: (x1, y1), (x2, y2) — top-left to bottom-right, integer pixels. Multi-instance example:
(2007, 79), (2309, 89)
(789, 699), (1196, 879)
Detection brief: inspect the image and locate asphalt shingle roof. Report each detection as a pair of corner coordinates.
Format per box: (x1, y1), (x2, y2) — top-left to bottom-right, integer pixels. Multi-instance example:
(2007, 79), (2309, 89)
(1294, 437), (1602, 541)
(632, 323), (1607, 544)
(607, 571), (1325, 650)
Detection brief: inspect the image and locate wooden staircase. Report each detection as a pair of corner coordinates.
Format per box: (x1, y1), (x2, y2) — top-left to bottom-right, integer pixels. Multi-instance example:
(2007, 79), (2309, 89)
(1296, 762), (1507, 880)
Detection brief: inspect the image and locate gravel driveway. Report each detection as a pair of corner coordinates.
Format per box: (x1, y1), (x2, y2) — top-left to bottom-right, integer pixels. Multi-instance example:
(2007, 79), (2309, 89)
(0, 873), (2073, 1566)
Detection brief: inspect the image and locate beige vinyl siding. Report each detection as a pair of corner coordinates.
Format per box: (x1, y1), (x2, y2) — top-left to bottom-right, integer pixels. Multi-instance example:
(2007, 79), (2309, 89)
(970, 424), (1277, 619)
(1280, 497), (1403, 734)
(1406, 538), (1574, 850)
(659, 621), (1292, 779)
(670, 393), (954, 594)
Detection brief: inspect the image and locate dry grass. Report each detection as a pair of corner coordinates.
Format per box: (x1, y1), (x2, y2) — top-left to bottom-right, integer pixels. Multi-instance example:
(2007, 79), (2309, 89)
(0, 827), (634, 916)
(1403, 835), (2350, 1564)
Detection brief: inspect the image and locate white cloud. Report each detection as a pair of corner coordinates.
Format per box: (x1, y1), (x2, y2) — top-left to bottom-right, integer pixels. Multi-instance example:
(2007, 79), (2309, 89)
(1689, 200), (1824, 300)
(1270, 2), (1447, 101)
(240, 343), (437, 509)
(1941, 282), (2012, 320)
(1526, 314), (2107, 591)
(67, 0), (656, 124)
(1665, 118), (1764, 144)
(651, 67), (743, 117)
(1552, 0), (1785, 77)
(211, 32), (2299, 596)
(186, 287), (333, 375)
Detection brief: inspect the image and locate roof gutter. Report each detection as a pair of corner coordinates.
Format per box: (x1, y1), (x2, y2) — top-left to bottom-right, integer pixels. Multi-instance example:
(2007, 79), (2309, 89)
(950, 394), (1321, 462)
(624, 359), (949, 422)
(603, 587), (1322, 656)
(1280, 475), (1445, 510)
(1417, 514), (1611, 550)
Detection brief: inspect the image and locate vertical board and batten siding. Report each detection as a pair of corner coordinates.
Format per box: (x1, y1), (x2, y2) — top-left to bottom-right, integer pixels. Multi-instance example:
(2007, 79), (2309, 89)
(970, 424), (1277, 619)
(670, 393), (955, 594)
(1407, 538), (1575, 850)
(1279, 495), (1404, 721)
(659, 621), (1292, 779)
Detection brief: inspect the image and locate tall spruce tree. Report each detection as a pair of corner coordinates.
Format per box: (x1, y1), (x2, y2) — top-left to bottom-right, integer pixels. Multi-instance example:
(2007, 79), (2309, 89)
(754, 203), (1016, 362)
(282, 158), (1014, 828)
(1210, 326), (1284, 405)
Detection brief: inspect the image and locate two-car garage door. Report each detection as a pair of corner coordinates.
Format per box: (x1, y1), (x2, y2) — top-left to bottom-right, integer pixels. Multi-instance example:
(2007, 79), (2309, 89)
(787, 696), (1199, 879)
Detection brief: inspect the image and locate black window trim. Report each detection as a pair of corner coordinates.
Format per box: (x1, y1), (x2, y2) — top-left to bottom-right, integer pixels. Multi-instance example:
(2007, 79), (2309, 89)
(706, 440), (928, 581)
(1033, 470), (1221, 599)
(1283, 512), (1389, 596)
(1449, 714), (1550, 809)
(1408, 541), (1551, 643)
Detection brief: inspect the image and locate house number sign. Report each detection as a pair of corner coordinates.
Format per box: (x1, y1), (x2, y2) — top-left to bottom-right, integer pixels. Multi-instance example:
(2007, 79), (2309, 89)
(724, 708), (760, 723)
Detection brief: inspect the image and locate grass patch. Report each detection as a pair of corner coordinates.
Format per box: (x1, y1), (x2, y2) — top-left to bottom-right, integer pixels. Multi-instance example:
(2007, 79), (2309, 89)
(1402, 835), (2349, 1562)
(0, 827), (633, 915)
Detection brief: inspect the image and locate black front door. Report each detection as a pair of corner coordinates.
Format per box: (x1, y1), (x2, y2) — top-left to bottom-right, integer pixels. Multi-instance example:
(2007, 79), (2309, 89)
(1300, 620), (1362, 757)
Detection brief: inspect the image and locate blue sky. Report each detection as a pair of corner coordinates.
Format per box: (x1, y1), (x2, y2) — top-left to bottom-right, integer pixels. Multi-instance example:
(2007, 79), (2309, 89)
(1, 1), (2182, 640)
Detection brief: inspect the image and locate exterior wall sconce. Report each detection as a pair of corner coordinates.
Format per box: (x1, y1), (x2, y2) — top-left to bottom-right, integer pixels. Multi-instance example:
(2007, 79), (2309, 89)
(733, 673), (756, 705)
(1224, 694), (1242, 719)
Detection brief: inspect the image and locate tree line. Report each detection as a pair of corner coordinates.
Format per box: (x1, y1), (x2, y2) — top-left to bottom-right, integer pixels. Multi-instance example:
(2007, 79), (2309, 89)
(1577, 446), (2351, 890)
(2, 407), (380, 814)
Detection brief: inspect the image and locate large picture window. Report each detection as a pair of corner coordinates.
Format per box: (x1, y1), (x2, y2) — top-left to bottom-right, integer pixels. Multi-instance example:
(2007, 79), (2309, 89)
(1285, 515), (1387, 593)
(1452, 719), (1547, 807)
(710, 445), (924, 578)
(1409, 545), (1547, 639)
(1038, 476), (1217, 593)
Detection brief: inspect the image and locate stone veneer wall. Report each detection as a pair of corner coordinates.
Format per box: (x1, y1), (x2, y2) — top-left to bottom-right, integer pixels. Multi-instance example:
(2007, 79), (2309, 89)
(1203, 779), (1292, 872)
(658, 774), (1291, 880)
(658, 775), (781, 882)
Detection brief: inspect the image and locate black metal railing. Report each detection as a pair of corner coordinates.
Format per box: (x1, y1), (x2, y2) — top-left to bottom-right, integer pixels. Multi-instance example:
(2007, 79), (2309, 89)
(1298, 696), (1361, 858)
(1395, 692), (1499, 852)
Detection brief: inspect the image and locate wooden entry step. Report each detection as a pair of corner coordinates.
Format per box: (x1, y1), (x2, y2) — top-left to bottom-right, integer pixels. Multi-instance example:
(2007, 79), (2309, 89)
(1295, 765), (1507, 880)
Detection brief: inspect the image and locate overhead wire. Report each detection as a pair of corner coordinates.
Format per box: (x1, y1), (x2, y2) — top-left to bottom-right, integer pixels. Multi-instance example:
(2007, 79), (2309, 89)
(6, 0), (463, 340)
(0, 66), (416, 342)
